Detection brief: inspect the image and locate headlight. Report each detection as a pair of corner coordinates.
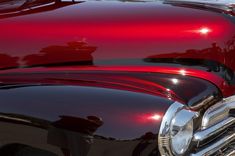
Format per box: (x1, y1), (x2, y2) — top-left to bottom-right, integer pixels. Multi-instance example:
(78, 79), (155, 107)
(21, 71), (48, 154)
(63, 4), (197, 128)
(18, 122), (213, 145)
(158, 102), (198, 156)
(171, 109), (194, 155)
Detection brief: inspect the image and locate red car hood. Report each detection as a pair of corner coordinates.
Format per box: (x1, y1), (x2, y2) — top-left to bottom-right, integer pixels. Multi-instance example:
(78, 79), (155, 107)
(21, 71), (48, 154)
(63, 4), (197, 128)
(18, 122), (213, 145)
(0, 0), (235, 96)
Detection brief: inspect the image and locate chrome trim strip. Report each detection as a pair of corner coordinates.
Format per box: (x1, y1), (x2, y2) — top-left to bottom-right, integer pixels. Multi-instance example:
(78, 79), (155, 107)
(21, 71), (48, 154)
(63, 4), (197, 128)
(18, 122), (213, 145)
(191, 132), (235, 156)
(201, 95), (235, 129)
(191, 95), (235, 156)
(193, 117), (235, 142)
(164, 0), (235, 13)
(225, 150), (235, 156)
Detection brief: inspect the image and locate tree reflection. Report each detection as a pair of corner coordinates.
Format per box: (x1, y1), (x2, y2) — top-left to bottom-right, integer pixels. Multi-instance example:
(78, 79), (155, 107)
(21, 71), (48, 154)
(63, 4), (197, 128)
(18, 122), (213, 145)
(225, 35), (235, 70)
(23, 40), (97, 67)
(0, 53), (19, 69)
(144, 35), (235, 84)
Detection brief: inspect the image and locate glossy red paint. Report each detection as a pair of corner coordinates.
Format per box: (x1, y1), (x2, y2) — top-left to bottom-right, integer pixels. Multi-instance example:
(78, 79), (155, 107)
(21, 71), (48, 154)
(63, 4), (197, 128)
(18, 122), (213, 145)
(0, 1), (235, 96)
(0, 65), (232, 96)
(0, 67), (185, 103)
(134, 113), (163, 124)
(147, 114), (162, 121)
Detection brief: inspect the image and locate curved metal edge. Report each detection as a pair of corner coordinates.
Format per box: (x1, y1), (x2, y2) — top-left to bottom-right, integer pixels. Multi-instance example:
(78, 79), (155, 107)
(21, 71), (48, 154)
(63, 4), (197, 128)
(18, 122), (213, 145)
(164, 0), (234, 11)
(191, 132), (235, 156)
(193, 117), (235, 142)
(201, 95), (235, 129)
(158, 102), (185, 156)
(191, 95), (235, 156)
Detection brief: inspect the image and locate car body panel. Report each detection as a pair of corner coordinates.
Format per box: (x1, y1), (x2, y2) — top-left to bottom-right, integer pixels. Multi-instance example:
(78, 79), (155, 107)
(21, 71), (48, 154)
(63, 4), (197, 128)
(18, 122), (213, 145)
(0, 0), (234, 155)
(0, 0), (234, 95)
(0, 71), (221, 155)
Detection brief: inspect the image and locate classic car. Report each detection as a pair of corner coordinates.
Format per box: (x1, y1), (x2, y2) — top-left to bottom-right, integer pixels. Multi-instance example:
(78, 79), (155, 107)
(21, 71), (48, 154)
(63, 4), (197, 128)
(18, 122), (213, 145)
(0, 0), (234, 155)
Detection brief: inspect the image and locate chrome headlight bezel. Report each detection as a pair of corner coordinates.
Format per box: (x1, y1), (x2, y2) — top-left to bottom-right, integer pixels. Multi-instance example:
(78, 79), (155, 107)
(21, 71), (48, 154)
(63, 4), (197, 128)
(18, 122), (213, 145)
(158, 102), (198, 156)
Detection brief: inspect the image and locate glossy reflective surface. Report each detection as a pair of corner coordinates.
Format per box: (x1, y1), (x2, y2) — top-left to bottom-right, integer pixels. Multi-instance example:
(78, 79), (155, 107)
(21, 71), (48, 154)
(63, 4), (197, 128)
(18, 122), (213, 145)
(0, 71), (220, 155)
(0, 71), (221, 106)
(0, 0), (233, 155)
(0, 0), (234, 96)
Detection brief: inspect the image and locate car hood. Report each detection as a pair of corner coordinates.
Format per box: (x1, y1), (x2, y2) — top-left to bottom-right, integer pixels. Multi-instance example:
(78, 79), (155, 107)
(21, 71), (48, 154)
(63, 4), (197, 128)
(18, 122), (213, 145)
(0, 2), (229, 154)
(0, 0), (235, 93)
(0, 0), (234, 67)
(0, 71), (220, 139)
